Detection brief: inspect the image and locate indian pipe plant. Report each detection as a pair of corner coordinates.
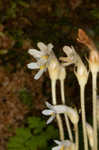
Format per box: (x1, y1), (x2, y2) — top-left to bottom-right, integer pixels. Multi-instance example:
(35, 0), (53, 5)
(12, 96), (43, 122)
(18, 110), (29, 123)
(27, 29), (99, 150)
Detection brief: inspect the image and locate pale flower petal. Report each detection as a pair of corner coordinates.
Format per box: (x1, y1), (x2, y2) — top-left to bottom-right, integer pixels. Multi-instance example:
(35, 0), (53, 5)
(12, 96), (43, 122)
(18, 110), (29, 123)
(37, 42), (47, 51)
(37, 57), (48, 66)
(27, 63), (39, 69)
(52, 146), (61, 150)
(34, 69), (45, 80)
(46, 115), (55, 124)
(53, 105), (67, 114)
(27, 42), (55, 79)
(28, 49), (42, 58)
(45, 102), (54, 109)
(63, 46), (73, 56)
(47, 43), (54, 53)
(54, 140), (61, 145)
(42, 109), (54, 116)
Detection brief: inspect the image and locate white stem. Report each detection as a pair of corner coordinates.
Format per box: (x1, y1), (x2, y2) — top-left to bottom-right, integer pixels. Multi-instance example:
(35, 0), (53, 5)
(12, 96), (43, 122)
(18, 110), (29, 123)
(51, 79), (64, 140)
(92, 72), (97, 150)
(60, 79), (65, 104)
(80, 85), (88, 150)
(75, 124), (79, 150)
(60, 79), (73, 142)
(51, 79), (57, 105)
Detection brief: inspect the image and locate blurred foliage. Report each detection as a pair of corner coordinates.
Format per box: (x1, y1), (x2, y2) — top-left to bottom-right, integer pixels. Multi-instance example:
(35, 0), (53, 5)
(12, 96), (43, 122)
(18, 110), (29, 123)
(90, 8), (99, 19)
(7, 116), (58, 150)
(19, 88), (33, 109)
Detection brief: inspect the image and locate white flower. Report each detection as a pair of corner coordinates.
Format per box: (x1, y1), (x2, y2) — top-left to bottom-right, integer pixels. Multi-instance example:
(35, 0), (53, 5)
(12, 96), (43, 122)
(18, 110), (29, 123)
(60, 45), (88, 86)
(42, 102), (79, 125)
(42, 102), (66, 124)
(60, 46), (82, 66)
(27, 42), (54, 80)
(52, 140), (75, 150)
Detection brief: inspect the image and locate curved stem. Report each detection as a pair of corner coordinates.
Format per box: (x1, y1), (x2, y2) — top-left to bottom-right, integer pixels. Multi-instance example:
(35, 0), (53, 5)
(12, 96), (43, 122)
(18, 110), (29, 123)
(51, 79), (64, 140)
(80, 85), (88, 150)
(92, 72), (97, 150)
(60, 79), (73, 142)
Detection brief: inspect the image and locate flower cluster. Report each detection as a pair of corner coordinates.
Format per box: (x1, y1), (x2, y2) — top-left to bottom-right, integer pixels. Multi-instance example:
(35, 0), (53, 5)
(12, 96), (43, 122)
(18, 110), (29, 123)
(27, 33), (98, 150)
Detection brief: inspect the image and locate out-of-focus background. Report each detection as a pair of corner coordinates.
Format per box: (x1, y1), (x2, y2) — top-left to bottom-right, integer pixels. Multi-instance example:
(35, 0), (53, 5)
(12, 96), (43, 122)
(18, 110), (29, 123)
(0, 0), (99, 149)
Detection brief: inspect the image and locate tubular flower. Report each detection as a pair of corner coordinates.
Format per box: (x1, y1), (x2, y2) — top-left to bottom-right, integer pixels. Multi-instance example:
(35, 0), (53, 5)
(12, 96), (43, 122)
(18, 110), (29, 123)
(42, 102), (79, 125)
(27, 42), (54, 80)
(52, 140), (75, 150)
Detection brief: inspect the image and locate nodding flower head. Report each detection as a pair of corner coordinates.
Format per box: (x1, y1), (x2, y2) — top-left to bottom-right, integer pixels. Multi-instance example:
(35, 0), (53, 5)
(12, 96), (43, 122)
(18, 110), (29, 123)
(77, 29), (99, 74)
(42, 102), (79, 125)
(88, 49), (99, 74)
(27, 42), (54, 80)
(52, 140), (75, 150)
(60, 45), (88, 86)
(42, 102), (67, 124)
(60, 46), (82, 66)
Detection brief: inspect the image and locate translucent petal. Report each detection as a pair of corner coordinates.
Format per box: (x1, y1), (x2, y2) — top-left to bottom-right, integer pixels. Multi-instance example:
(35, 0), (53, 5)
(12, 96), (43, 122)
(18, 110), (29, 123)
(27, 63), (39, 69)
(54, 140), (61, 145)
(37, 42), (47, 51)
(46, 115), (55, 124)
(34, 69), (44, 80)
(47, 43), (54, 53)
(52, 146), (61, 150)
(53, 105), (67, 114)
(45, 101), (53, 109)
(28, 49), (41, 58)
(42, 109), (54, 116)
(63, 46), (73, 56)
(37, 57), (47, 65)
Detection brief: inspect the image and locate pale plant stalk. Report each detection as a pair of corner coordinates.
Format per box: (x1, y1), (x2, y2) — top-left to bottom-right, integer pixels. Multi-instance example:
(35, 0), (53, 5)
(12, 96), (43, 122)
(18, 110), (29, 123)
(92, 71), (97, 150)
(51, 79), (64, 140)
(60, 79), (73, 141)
(80, 85), (88, 150)
(74, 124), (79, 150)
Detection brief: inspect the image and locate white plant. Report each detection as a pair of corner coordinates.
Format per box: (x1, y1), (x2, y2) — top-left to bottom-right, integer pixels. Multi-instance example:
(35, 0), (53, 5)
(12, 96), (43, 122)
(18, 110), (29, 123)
(60, 45), (88, 150)
(27, 41), (73, 141)
(42, 102), (79, 125)
(27, 42), (65, 140)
